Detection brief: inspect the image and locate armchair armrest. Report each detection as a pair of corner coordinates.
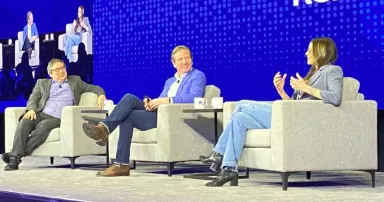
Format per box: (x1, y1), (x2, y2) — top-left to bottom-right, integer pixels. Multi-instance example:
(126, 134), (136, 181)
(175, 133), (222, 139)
(155, 104), (219, 161)
(4, 107), (26, 152)
(81, 32), (92, 54)
(270, 100), (378, 171)
(58, 34), (66, 51)
(15, 40), (20, 66)
(223, 102), (238, 126)
(60, 106), (106, 157)
(223, 100), (274, 127)
(0, 43), (3, 69)
(34, 38), (40, 57)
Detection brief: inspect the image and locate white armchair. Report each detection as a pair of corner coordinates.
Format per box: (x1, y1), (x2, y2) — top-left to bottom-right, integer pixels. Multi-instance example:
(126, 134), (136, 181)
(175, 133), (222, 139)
(15, 31), (40, 67)
(0, 43), (2, 70)
(5, 92), (106, 169)
(109, 85), (222, 176)
(58, 23), (92, 62)
(223, 77), (377, 190)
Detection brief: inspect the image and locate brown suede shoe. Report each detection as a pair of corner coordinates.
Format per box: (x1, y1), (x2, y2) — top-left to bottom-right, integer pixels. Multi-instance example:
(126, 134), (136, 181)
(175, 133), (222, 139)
(96, 164), (130, 177)
(82, 122), (109, 146)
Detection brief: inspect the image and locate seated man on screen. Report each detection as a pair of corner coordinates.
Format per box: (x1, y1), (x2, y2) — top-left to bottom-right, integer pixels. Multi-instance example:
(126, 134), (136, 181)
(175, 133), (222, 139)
(23, 11), (39, 59)
(81, 45), (207, 177)
(1, 59), (106, 171)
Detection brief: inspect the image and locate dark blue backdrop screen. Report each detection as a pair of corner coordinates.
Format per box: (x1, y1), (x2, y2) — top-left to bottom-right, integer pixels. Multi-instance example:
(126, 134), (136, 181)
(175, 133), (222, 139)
(97, 0), (381, 108)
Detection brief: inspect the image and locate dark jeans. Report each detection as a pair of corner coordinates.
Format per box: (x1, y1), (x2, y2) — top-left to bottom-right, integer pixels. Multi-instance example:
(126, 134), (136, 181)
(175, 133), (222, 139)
(101, 94), (157, 164)
(22, 38), (35, 52)
(10, 112), (61, 158)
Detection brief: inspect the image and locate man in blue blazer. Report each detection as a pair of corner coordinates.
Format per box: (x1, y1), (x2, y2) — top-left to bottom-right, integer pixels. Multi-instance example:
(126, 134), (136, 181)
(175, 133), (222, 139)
(23, 11), (39, 59)
(81, 45), (206, 176)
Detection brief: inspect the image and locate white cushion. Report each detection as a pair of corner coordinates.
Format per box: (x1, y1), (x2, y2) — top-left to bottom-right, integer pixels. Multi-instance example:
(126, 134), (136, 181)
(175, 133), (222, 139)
(71, 45), (79, 54)
(244, 129), (271, 148)
(45, 128), (60, 143)
(132, 128), (157, 143)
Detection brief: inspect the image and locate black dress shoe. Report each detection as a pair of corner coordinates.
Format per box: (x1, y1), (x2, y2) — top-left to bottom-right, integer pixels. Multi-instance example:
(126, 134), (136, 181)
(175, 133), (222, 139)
(1, 153), (10, 164)
(4, 157), (21, 171)
(206, 169), (238, 187)
(199, 151), (223, 165)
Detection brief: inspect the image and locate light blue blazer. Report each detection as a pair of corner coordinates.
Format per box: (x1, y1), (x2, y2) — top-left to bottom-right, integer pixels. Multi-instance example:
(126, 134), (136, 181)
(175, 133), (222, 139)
(159, 68), (207, 103)
(73, 17), (92, 35)
(292, 64), (344, 107)
(23, 23), (39, 42)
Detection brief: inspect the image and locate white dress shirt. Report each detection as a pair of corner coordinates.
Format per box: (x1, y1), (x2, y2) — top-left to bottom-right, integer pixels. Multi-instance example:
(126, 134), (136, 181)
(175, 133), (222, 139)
(167, 69), (192, 103)
(27, 25), (32, 38)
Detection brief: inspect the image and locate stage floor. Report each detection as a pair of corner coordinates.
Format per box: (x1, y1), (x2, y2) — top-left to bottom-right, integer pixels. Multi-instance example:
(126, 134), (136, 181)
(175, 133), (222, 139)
(0, 156), (383, 202)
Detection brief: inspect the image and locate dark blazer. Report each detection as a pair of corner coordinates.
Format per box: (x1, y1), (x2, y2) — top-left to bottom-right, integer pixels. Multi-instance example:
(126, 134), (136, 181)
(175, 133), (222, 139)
(26, 75), (105, 112)
(291, 64), (343, 107)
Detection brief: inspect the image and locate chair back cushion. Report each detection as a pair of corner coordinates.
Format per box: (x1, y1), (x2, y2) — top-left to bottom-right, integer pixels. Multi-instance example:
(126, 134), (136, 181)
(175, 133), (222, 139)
(204, 85), (221, 100)
(356, 93), (365, 100)
(66, 23), (74, 35)
(78, 92), (98, 106)
(18, 31), (23, 51)
(342, 77), (360, 101)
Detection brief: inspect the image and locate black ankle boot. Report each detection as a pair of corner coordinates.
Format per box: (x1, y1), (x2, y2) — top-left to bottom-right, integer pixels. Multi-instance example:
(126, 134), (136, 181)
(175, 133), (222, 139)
(4, 157), (21, 171)
(205, 169), (238, 187)
(199, 151), (223, 165)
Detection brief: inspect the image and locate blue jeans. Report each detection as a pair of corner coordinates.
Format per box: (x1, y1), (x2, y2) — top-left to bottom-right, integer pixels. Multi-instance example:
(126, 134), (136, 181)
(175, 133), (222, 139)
(214, 100), (272, 172)
(100, 94), (157, 164)
(65, 34), (81, 62)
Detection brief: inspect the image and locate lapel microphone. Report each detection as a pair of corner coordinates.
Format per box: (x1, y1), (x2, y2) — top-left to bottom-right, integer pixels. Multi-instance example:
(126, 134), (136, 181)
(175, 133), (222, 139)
(59, 84), (62, 88)
(176, 80), (180, 83)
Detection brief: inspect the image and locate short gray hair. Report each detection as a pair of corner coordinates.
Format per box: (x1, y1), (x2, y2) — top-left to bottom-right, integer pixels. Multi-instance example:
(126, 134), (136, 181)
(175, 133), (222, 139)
(47, 58), (65, 74)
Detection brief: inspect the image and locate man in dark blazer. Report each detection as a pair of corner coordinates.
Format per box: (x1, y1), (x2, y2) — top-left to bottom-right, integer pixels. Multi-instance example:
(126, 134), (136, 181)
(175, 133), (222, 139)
(1, 58), (106, 171)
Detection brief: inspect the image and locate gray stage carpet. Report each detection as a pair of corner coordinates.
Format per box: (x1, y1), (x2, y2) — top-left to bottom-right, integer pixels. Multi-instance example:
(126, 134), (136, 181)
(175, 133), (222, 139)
(0, 156), (383, 202)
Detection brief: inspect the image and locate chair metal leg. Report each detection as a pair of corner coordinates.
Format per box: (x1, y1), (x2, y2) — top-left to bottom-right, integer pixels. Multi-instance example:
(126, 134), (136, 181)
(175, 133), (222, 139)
(306, 171), (311, 180)
(364, 170), (375, 188)
(239, 168), (250, 179)
(280, 172), (294, 191)
(131, 161), (136, 170)
(50, 157), (54, 165)
(167, 162), (174, 177)
(66, 157), (79, 169)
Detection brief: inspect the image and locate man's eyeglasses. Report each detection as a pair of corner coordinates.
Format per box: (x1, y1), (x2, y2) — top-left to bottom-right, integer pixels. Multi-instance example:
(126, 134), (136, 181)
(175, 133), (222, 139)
(51, 67), (66, 72)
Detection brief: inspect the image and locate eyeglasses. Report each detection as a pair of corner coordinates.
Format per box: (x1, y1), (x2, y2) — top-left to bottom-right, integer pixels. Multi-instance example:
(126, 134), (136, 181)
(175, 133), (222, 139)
(51, 67), (66, 73)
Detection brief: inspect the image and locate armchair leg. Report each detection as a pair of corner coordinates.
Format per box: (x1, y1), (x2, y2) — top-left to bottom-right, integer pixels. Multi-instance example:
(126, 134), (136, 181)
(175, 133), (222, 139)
(167, 162), (175, 177)
(280, 172), (295, 191)
(306, 171), (311, 180)
(239, 168), (250, 179)
(130, 161), (136, 170)
(363, 170), (375, 188)
(50, 157), (54, 165)
(66, 156), (79, 169)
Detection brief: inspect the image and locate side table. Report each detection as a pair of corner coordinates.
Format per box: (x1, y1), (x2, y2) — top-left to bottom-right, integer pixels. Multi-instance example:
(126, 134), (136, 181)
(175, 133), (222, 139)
(81, 109), (110, 167)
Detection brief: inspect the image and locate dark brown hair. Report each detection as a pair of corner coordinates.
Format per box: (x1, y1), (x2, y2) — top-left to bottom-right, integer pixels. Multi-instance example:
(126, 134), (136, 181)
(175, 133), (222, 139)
(78, 5), (85, 19)
(304, 37), (338, 81)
